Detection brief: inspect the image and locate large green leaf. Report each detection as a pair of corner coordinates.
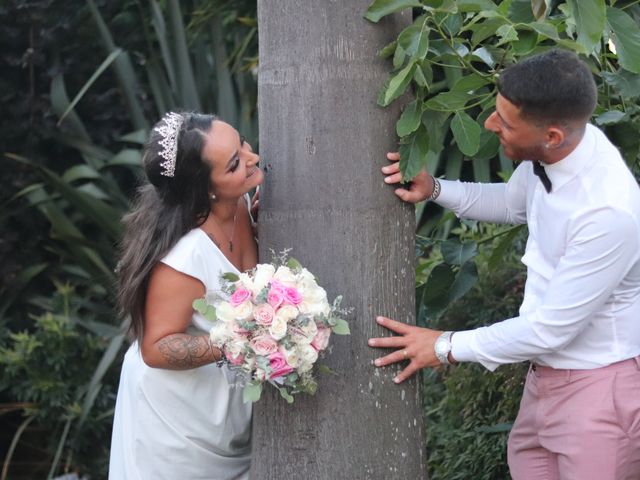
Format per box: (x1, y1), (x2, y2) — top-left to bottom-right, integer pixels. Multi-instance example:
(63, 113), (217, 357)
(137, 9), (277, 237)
(397, 18), (430, 60)
(565, 0), (605, 53)
(441, 239), (478, 265)
(399, 124), (430, 181)
(456, 0), (498, 12)
(422, 263), (456, 311)
(168, 0), (201, 111)
(606, 7), (640, 74)
(448, 261), (478, 303)
(425, 91), (474, 111)
(86, 0), (148, 131)
(378, 61), (416, 106)
(50, 73), (91, 143)
(57, 49), (123, 127)
(602, 70), (640, 99)
(451, 73), (491, 93)
(397, 99), (423, 137)
(451, 111), (481, 156)
(364, 0), (422, 22)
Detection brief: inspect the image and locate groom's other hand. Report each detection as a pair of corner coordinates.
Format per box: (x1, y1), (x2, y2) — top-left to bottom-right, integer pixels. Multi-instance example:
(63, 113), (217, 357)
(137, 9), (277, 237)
(382, 152), (433, 204)
(368, 316), (442, 383)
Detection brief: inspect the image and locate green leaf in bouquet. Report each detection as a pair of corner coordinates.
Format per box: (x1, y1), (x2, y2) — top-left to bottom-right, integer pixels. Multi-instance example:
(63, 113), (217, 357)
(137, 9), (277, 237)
(221, 272), (240, 283)
(243, 383), (262, 403)
(278, 387), (295, 404)
(192, 298), (217, 322)
(238, 320), (258, 331)
(283, 372), (299, 386)
(255, 287), (269, 304)
(331, 318), (351, 335)
(286, 257), (302, 271)
(256, 356), (271, 372)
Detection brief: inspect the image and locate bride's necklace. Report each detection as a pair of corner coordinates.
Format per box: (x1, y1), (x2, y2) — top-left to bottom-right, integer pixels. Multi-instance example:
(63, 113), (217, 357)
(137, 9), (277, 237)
(209, 207), (239, 252)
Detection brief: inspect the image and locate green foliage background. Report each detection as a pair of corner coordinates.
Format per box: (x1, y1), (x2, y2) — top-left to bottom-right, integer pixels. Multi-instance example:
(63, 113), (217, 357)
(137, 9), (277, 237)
(1, 1), (256, 478)
(364, 0), (640, 478)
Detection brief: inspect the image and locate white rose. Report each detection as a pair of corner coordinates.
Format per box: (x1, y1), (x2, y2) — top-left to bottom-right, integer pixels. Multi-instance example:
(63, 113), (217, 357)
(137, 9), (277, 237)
(209, 322), (232, 347)
(309, 286), (328, 303)
(269, 315), (288, 340)
(214, 301), (236, 322)
(238, 273), (254, 293)
(297, 268), (319, 290)
(290, 320), (317, 345)
(253, 264), (276, 294)
(234, 300), (254, 321)
(296, 344), (319, 373)
(280, 346), (299, 368)
(298, 301), (326, 316)
(225, 338), (246, 358)
(276, 305), (299, 322)
(273, 266), (296, 286)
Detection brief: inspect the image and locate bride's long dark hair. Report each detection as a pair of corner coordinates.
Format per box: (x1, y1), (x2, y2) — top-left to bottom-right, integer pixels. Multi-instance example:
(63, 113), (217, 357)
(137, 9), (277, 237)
(118, 112), (217, 341)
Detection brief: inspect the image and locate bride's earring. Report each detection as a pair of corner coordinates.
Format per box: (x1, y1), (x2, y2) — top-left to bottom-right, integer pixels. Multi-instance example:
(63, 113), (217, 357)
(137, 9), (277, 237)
(210, 193), (217, 201)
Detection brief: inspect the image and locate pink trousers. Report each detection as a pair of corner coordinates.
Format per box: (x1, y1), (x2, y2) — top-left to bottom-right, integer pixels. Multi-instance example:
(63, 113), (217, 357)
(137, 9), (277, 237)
(507, 356), (640, 480)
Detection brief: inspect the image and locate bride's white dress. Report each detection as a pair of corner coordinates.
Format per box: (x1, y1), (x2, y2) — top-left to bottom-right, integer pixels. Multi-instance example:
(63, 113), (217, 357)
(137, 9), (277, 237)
(109, 228), (252, 480)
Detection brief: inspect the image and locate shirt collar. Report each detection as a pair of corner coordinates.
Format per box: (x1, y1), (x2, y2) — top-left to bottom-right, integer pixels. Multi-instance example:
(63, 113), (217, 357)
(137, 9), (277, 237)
(541, 124), (597, 192)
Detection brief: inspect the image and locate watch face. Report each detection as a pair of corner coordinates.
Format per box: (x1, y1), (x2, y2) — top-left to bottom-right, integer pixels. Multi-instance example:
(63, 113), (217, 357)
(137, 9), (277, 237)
(435, 339), (449, 355)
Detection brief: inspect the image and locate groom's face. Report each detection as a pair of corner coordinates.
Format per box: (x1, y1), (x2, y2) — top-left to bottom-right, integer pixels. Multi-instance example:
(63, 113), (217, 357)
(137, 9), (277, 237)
(484, 94), (547, 162)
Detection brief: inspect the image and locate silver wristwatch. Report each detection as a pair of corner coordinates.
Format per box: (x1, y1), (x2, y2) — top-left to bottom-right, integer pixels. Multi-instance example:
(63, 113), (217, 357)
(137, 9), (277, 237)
(434, 331), (453, 365)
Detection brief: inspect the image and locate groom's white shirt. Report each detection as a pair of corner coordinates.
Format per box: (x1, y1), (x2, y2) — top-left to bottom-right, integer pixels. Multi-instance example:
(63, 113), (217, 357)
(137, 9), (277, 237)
(435, 124), (640, 371)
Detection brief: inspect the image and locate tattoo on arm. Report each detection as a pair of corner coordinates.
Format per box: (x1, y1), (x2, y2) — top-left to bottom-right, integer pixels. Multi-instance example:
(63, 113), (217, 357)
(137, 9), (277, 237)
(156, 334), (220, 369)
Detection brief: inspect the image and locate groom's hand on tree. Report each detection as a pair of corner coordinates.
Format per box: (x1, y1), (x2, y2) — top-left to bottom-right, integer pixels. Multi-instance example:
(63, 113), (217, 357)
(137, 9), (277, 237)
(368, 316), (442, 383)
(382, 152), (432, 204)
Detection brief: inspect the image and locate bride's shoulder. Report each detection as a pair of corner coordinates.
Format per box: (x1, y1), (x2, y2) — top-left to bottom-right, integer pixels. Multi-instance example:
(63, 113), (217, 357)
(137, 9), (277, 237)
(163, 228), (210, 261)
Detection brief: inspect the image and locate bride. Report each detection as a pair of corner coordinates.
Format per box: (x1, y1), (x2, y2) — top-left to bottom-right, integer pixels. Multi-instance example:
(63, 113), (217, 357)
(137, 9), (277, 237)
(109, 111), (262, 479)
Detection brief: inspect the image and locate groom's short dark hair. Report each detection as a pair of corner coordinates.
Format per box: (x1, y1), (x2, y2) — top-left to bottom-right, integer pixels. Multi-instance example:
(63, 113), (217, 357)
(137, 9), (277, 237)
(497, 49), (597, 125)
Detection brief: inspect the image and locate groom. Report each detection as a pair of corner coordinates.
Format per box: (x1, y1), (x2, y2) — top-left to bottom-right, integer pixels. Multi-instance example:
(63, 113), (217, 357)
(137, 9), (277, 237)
(369, 49), (640, 480)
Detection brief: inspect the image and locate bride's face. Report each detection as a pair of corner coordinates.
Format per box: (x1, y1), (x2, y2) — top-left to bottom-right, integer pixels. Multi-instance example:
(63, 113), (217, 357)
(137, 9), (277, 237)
(203, 120), (263, 200)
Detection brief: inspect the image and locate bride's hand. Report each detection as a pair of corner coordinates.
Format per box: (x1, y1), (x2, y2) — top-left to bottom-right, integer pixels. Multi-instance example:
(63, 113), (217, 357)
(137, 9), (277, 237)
(250, 187), (260, 220)
(382, 152), (434, 204)
(368, 316), (443, 383)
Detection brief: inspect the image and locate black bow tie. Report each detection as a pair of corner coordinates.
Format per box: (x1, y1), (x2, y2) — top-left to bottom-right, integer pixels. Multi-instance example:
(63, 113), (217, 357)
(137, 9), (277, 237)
(533, 161), (552, 193)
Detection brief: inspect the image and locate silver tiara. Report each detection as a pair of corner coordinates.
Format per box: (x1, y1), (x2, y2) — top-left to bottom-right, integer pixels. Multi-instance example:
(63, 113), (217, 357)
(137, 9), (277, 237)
(154, 112), (184, 177)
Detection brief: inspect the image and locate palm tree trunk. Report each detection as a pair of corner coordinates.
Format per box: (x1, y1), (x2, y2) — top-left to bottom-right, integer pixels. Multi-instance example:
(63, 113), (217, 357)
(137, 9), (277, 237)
(253, 1), (427, 478)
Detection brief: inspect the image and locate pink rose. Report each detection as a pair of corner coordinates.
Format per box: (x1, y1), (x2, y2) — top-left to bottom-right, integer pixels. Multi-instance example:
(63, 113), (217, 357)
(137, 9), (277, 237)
(232, 324), (251, 337)
(267, 289), (284, 309)
(250, 335), (278, 356)
(269, 279), (287, 293)
(253, 304), (275, 326)
(268, 352), (295, 379)
(311, 326), (331, 351)
(230, 288), (252, 307)
(224, 348), (245, 366)
(283, 286), (303, 306)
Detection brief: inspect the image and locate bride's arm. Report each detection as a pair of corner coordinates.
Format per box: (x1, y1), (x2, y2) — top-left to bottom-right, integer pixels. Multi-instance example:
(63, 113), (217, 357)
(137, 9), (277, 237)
(140, 263), (222, 369)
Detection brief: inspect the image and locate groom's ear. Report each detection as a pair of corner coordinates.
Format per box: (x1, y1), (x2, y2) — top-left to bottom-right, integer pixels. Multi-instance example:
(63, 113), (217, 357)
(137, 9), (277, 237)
(545, 126), (565, 149)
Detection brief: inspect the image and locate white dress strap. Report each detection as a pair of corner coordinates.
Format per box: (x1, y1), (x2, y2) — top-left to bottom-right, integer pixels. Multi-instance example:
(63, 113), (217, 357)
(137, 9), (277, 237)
(160, 229), (209, 285)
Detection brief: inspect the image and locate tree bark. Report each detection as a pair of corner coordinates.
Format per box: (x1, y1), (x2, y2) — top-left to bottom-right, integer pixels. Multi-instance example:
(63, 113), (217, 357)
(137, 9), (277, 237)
(253, 1), (427, 478)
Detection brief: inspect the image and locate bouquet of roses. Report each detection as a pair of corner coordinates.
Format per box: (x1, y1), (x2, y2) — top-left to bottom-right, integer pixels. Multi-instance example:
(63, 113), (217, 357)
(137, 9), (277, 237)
(193, 254), (350, 403)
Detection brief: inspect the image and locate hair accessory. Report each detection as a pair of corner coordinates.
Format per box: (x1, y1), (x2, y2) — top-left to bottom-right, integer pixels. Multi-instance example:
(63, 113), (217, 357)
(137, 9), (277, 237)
(154, 112), (184, 177)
